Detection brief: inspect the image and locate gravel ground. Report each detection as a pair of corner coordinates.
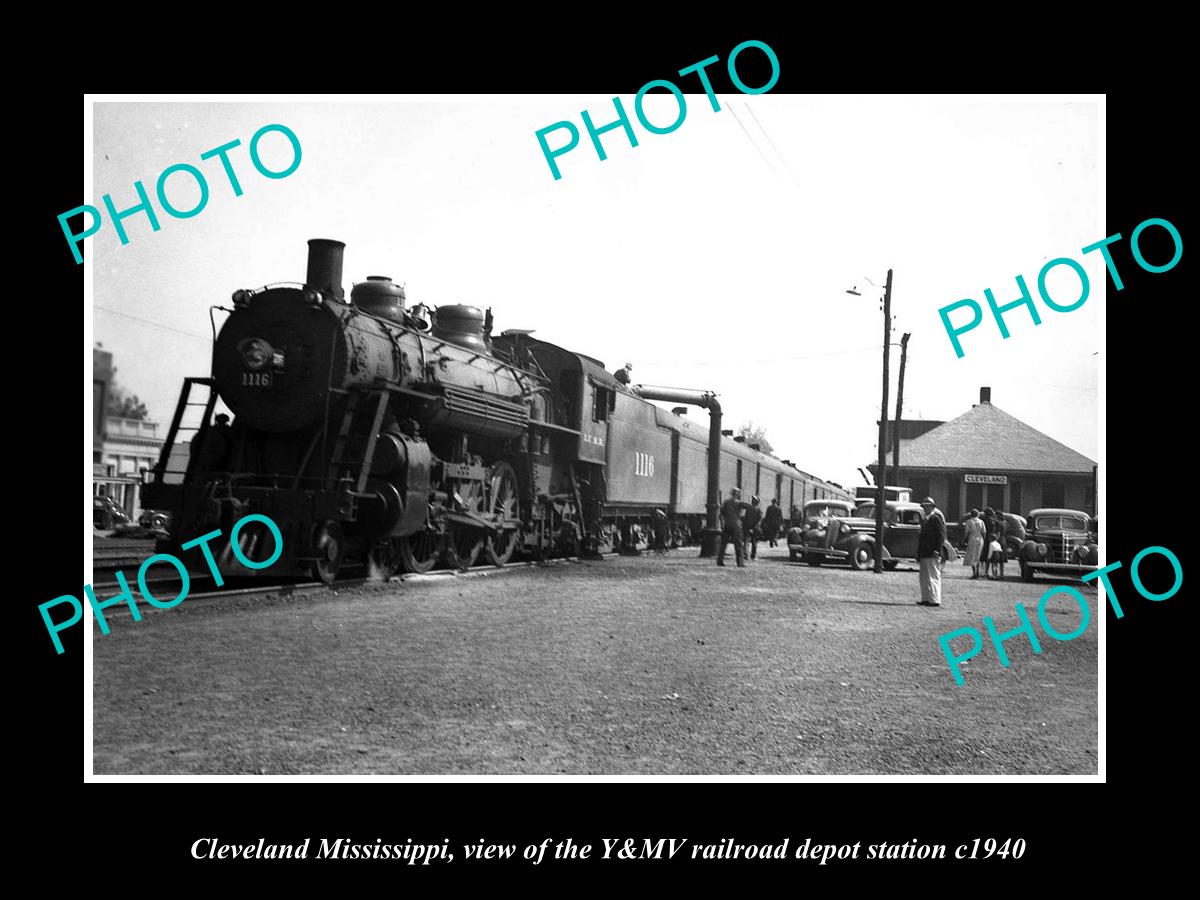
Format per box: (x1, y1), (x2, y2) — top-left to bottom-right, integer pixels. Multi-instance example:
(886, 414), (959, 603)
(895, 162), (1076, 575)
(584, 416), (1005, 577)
(92, 546), (1098, 775)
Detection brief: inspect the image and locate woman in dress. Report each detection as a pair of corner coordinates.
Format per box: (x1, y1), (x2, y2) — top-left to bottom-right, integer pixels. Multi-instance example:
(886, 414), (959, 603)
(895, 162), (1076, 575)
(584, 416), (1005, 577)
(963, 509), (986, 579)
(981, 507), (999, 576)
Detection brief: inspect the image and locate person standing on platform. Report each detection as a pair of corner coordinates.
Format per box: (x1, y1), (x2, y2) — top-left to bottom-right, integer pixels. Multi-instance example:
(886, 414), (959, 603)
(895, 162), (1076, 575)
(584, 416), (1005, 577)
(963, 509), (985, 579)
(917, 497), (947, 606)
(981, 507), (998, 574)
(743, 496), (763, 561)
(763, 499), (783, 548)
(652, 509), (670, 554)
(716, 488), (749, 567)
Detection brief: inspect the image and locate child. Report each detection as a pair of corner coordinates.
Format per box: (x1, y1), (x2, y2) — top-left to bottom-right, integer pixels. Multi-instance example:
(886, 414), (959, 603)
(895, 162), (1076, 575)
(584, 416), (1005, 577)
(987, 540), (1005, 580)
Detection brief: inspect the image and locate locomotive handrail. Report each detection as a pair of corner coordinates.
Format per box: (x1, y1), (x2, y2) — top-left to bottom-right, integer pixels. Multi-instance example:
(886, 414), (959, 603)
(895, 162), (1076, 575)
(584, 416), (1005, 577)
(529, 420), (582, 436)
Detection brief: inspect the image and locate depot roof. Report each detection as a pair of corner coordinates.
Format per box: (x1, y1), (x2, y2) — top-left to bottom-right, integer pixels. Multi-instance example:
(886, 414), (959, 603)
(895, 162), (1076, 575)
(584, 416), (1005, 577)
(881, 400), (1095, 474)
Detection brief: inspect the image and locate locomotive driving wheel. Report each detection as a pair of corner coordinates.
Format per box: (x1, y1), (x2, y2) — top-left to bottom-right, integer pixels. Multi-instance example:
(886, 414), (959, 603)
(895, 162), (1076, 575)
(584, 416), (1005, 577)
(369, 537), (405, 579)
(444, 471), (487, 570)
(311, 521), (344, 585)
(398, 531), (444, 575)
(484, 460), (521, 566)
(446, 528), (484, 570)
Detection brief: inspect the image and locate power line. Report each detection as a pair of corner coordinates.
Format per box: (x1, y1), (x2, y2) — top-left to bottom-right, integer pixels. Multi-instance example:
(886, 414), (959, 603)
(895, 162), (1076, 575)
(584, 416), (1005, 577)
(742, 103), (801, 188)
(647, 344), (897, 367)
(726, 103), (778, 179)
(94, 306), (212, 343)
(1008, 378), (1098, 398)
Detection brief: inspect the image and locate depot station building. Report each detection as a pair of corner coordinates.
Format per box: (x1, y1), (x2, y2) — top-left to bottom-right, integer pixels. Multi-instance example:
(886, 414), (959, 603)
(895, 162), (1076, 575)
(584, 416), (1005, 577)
(870, 387), (1096, 523)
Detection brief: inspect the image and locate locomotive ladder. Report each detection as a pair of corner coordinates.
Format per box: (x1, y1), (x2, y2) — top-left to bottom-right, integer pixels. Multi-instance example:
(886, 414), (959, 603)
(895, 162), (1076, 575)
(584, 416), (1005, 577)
(154, 377), (218, 483)
(326, 388), (390, 492)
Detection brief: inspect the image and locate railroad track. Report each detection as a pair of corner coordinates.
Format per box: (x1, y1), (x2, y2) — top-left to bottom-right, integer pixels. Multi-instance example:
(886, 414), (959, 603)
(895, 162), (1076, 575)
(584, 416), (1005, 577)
(88, 553), (616, 619)
(93, 542), (158, 571)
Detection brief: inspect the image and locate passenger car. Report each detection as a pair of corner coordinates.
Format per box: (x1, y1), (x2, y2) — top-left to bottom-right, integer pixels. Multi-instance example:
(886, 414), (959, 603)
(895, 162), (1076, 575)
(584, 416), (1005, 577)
(794, 500), (926, 570)
(853, 485), (912, 505)
(787, 500), (857, 561)
(139, 508), (172, 532)
(999, 512), (1028, 559)
(93, 495), (131, 530)
(1018, 508), (1098, 581)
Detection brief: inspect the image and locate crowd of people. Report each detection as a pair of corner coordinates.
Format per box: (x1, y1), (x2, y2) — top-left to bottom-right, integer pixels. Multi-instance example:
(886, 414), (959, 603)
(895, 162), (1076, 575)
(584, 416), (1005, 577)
(961, 507), (1010, 580)
(631, 486), (1021, 613)
(716, 490), (784, 567)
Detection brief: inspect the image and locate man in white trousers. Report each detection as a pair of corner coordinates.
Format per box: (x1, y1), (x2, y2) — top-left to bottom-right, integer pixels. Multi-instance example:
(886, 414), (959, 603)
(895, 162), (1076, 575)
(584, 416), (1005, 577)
(917, 497), (946, 606)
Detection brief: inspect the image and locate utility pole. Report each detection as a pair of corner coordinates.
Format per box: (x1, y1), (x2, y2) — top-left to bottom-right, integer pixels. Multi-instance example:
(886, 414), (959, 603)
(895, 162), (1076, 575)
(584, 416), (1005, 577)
(874, 269), (893, 574)
(893, 332), (911, 476)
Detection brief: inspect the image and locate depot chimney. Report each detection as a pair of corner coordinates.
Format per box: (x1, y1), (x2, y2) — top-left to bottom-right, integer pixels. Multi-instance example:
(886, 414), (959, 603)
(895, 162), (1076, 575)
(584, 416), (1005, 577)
(980, 386), (991, 404)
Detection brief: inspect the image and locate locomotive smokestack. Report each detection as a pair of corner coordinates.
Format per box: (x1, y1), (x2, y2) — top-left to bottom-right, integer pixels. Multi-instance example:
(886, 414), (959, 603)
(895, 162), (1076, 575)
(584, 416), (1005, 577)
(306, 238), (346, 302)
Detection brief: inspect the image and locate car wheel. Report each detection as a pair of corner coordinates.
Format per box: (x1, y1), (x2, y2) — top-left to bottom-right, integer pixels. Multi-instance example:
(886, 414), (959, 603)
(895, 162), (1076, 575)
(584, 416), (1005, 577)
(848, 539), (873, 571)
(1020, 560), (1034, 582)
(805, 552), (822, 567)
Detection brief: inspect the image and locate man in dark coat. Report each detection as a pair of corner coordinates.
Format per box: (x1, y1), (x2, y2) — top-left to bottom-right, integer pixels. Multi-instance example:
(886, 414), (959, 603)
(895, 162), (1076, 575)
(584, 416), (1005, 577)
(743, 496), (764, 560)
(716, 488), (749, 567)
(652, 509), (670, 554)
(917, 497), (947, 606)
(763, 499), (783, 547)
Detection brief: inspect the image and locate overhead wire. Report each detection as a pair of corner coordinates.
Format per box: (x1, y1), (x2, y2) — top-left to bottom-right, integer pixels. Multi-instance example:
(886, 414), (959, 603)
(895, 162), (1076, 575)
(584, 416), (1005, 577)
(726, 103), (779, 179)
(742, 103), (801, 188)
(95, 305), (212, 344)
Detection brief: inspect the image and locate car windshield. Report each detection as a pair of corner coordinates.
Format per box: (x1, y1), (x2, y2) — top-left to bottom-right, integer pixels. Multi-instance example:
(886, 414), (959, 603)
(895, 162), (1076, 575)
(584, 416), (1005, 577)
(1035, 514), (1088, 531)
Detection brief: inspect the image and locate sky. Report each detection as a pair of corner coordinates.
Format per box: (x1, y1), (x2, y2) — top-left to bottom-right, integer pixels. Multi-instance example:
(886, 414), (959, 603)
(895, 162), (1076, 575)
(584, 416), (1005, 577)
(90, 97), (1100, 488)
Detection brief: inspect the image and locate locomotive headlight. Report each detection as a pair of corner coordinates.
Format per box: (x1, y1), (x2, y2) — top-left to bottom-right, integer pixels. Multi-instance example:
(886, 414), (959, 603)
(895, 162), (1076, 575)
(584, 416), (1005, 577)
(239, 338), (274, 371)
(232, 289), (252, 308)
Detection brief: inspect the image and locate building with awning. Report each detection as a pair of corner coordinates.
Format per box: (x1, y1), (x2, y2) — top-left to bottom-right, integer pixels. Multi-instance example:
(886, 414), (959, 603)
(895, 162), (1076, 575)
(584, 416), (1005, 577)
(869, 387), (1096, 522)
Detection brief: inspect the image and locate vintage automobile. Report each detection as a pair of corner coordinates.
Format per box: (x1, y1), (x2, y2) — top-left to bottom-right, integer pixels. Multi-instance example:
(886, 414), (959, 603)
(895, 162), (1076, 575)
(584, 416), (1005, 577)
(139, 508), (172, 532)
(793, 499), (927, 570)
(787, 499), (857, 561)
(1000, 512), (1028, 559)
(93, 495), (131, 531)
(854, 485), (912, 505)
(1019, 508), (1098, 582)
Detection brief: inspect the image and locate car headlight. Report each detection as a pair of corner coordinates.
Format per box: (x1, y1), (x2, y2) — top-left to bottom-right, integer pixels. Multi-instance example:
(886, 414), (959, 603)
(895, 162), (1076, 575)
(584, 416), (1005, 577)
(1036, 543), (1049, 557)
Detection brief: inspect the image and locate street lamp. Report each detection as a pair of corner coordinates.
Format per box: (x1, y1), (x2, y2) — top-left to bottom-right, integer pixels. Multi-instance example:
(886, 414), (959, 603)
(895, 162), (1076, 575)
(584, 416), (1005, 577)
(846, 270), (894, 574)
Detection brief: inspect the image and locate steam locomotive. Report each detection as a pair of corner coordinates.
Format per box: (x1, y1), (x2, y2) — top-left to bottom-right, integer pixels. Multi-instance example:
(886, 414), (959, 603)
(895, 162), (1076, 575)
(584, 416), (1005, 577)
(143, 239), (851, 583)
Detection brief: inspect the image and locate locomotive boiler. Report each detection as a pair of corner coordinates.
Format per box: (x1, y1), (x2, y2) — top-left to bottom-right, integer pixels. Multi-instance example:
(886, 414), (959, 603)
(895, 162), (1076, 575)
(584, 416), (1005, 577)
(145, 239), (585, 583)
